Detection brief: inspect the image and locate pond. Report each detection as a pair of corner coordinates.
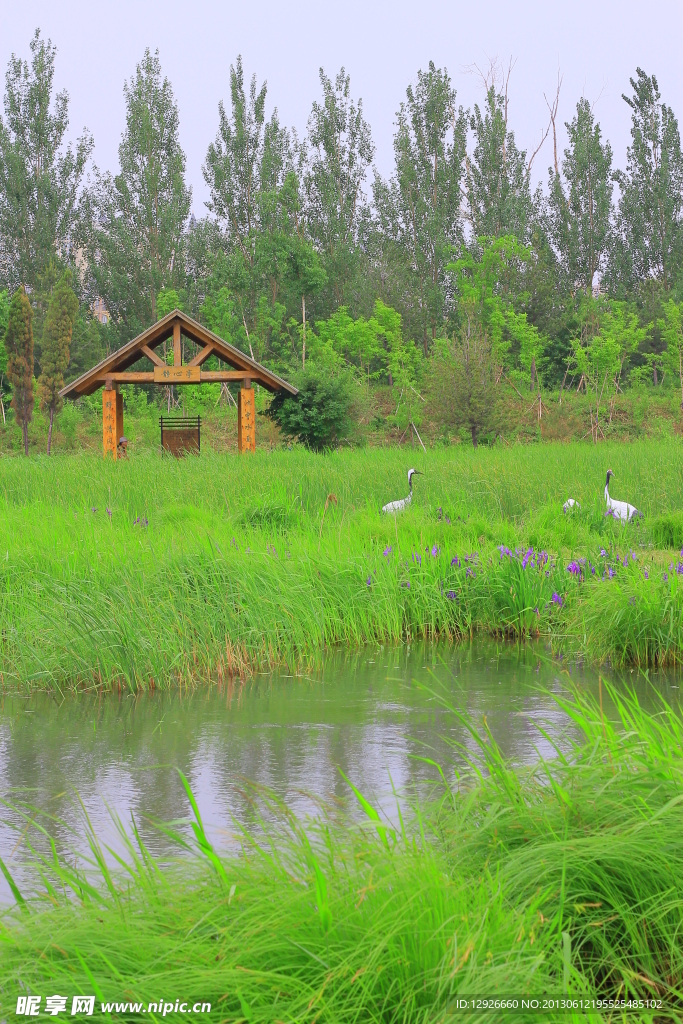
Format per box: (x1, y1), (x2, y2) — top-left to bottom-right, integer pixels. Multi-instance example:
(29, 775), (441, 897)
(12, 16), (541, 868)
(0, 640), (678, 901)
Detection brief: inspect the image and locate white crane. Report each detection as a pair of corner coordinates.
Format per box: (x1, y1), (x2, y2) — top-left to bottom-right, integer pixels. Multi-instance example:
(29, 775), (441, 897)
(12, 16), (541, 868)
(604, 469), (642, 522)
(563, 498), (580, 513)
(382, 469), (422, 514)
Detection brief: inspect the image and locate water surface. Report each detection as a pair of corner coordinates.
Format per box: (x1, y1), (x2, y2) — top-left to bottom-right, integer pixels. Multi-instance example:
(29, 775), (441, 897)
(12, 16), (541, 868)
(0, 640), (678, 900)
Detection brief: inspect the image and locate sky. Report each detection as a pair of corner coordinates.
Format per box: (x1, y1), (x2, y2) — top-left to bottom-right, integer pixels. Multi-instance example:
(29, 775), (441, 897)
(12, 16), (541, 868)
(3, 0), (682, 217)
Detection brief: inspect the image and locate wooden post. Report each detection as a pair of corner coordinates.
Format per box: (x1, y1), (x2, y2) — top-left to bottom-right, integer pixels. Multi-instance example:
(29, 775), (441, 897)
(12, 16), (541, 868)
(102, 382), (118, 459)
(238, 379), (255, 452)
(116, 391), (124, 449)
(173, 321), (181, 367)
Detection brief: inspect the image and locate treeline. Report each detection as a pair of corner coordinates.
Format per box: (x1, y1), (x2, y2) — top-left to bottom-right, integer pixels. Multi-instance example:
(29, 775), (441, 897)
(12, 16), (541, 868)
(1, 30), (682, 449)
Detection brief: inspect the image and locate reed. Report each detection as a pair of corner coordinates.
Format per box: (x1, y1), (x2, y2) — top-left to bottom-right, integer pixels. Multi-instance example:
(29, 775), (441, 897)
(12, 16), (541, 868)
(1, 441), (682, 690)
(2, 681), (682, 1021)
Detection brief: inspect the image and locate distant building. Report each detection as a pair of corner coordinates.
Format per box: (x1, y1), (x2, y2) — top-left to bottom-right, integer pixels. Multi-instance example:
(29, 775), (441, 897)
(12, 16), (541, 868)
(93, 297), (109, 325)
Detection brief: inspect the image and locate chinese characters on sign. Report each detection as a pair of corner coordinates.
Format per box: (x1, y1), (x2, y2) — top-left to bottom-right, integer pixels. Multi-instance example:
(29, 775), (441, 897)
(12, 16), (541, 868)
(102, 388), (117, 459)
(153, 366), (200, 384)
(238, 387), (255, 452)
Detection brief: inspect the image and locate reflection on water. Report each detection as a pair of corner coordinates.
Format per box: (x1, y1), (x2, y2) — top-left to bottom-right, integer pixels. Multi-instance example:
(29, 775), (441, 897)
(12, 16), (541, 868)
(0, 640), (679, 900)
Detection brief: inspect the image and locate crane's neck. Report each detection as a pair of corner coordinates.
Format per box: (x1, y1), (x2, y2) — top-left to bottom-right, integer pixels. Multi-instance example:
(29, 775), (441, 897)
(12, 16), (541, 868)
(604, 484), (610, 504)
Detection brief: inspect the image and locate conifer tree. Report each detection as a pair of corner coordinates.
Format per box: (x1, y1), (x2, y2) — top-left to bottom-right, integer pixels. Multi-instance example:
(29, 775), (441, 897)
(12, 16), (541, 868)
(37, 269), (78, 453)
(5, 287), (34, 454)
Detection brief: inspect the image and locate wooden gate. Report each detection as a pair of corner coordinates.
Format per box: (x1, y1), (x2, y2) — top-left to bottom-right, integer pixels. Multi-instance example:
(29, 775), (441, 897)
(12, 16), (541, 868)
(160, 416), (201, 456)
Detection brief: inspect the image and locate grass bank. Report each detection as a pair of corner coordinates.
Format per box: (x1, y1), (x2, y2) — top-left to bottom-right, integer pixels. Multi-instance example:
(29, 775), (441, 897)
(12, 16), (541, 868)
(2, 682), (683, 1021)
(1, 441), (683, 690)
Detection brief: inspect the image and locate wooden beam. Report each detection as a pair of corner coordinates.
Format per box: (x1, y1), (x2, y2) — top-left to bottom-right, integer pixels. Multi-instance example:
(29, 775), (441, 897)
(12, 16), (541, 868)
(141, 344), (166, 368)
(199, 370), (257, 382)
(173, 321), (181, 366)
(97, 372), (155, 383)
(187, 344), (215, 367)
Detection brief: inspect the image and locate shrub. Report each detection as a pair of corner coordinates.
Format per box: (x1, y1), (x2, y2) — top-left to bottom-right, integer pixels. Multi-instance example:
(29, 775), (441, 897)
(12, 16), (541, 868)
(266, 366), (355, 451)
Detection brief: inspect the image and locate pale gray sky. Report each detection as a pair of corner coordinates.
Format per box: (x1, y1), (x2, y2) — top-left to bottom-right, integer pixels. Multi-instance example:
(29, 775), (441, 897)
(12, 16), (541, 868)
(3, 0), (682, 215)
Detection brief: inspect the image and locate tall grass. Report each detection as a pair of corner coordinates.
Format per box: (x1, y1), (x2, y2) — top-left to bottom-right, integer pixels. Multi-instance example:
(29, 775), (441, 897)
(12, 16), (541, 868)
(1, 442), (682, 690)
(2, 682), (683, 1020)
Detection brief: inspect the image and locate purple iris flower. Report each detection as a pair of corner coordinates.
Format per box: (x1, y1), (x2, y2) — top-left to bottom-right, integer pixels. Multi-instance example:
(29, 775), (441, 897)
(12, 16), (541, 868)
(106, 508), (112, 518)
(607, 566), (616, 578)
(498, 545), (512, 559)
(631, 551), (637, 561)
(431, 544), (440, 557)
(91, 507), (98, 513)
(522, 548), (533, 569)
(446, 590), (457, 600)
(412, 551), (421, 565)
(401, 580), (411, 589)
(551, 592), (563, 606)
(366, 576), (372, 586)
(383, 546), (392, 557)
(451, 555), (460, 567)
(676, 562), (683, 576)
(567, 561), (581, 576)
(643, 569), (649, 580)
(600, 549), (608, 558)
(663, 572), (669, 582)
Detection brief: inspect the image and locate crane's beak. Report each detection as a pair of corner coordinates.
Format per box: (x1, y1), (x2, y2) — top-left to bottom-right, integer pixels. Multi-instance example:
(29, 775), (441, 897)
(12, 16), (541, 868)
(412, 471), (423, 475)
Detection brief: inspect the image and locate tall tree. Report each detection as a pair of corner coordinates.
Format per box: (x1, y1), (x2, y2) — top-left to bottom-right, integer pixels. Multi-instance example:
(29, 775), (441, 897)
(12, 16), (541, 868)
(81, 49), (191, 339)
(0, 29), (92, 296)
(374, 62), (467, 354)
(304, 68), (374, 307)
(466, 76), (533, 241)
(37, 269), (78, 453)
(609, 69), (683, 293)
(5, 287), (34, 454)
(545, 98), (614, 294)
(203, 57), (294, 330)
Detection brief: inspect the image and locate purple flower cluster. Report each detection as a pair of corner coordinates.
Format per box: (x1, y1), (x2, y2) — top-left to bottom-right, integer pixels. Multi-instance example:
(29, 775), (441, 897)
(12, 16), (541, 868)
(446, 590), (457, 600)
(383, 545), (392, 557)
(451, 555), (460, 567)
(412, 551), (421, 566)
(133, 516), (148, 528)
(551, 592), (564, 607)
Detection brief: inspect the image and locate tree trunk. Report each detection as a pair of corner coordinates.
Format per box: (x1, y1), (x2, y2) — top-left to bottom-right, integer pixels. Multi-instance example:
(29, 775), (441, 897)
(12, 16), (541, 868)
(302, 294), (306, 369)
(653, 364), (658, 386)
(47, 406), (54, 455)
(530, 357), (536, 391)
(23, 420), (29, 456)
(471, 423), (478, 448)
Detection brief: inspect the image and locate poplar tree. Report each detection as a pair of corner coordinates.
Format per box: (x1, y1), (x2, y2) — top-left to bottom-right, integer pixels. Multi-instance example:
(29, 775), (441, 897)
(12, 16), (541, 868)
(609, 69), (683, 293)
(545, 99), (614, 294)
(5, 287), (34, 454)
(81, 49), (190, 340)
(466, 85), (533, 241)
(0, 30), (92, 295)
(374, 63), (467, 354)
(37, 269), (78, 453)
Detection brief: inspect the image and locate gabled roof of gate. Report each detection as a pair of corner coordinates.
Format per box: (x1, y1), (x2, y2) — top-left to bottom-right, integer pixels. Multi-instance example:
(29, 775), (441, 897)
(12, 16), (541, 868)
(60, 309), (298, 397)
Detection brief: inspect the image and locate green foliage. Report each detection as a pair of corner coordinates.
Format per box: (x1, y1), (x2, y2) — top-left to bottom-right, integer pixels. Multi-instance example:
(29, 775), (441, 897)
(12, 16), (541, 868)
(0, 30), (92, 295)
(4, 287), (34, 453)
(546, 98), (614, 294)
(466, 83), (533, 241)
(36, 270), (78, 447)
(429, 309), (500, 446)
(266, 365), (355, 450)
(155, 288), (183, 319)
(81, 49), (191, 340)
(610, 69), (683, 292)
(0, 287), (9, 376)
(658, 299), (683, 405)
(374, 62), (467, 353)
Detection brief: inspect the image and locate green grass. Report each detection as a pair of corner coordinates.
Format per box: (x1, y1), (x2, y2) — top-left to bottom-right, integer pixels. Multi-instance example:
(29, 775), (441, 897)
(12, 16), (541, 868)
(1, 441), (683, 690)
(2, 680), (683, 1021)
